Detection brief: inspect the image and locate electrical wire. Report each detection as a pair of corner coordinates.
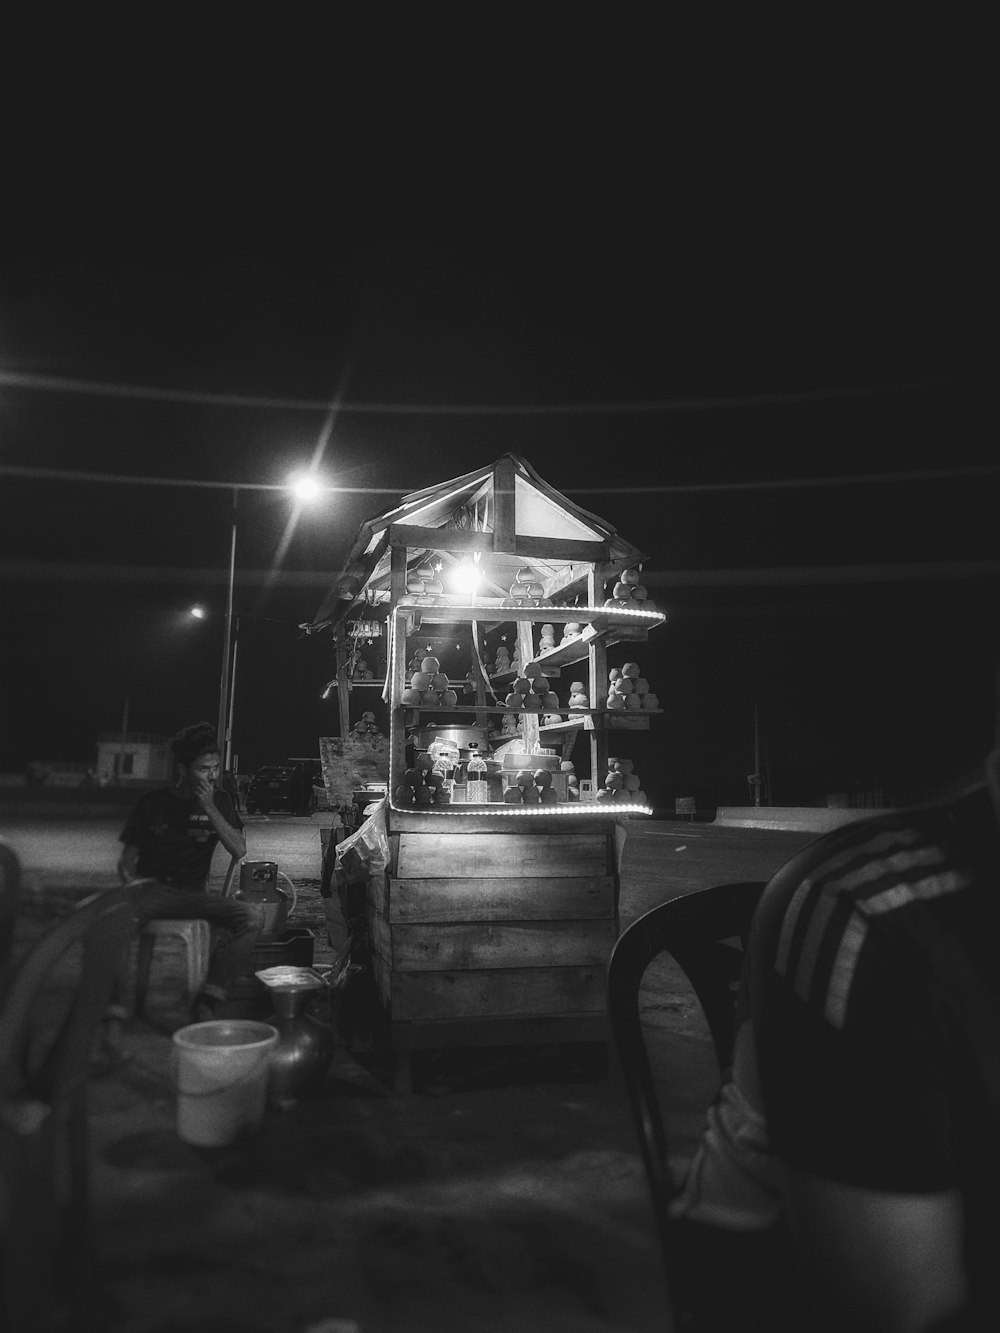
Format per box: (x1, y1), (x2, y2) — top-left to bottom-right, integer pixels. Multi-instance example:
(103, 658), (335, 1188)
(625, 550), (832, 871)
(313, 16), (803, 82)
(1, 461), (997, 496)
(0, 368), (957, 415)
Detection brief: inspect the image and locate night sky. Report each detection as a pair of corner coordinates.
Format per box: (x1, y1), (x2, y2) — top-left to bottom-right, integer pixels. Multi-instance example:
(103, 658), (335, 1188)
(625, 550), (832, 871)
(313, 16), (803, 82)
(2, 7), (998, 811)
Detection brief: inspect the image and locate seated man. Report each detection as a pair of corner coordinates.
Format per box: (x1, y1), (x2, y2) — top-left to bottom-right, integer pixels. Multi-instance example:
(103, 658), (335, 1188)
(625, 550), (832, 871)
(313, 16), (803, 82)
(670, 746), (1000, 1332)
(117, 721), (262, 1021)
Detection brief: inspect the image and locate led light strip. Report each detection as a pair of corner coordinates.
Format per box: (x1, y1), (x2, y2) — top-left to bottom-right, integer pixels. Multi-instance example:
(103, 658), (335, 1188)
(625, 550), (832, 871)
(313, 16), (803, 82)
(389, 801), (652, 817)
(395, 602), (665, 621)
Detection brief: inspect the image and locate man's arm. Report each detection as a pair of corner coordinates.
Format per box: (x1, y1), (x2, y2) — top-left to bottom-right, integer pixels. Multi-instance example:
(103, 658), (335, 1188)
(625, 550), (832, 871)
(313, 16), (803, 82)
(118, 844), (142, 883)
(779, 1170), (968, 1332)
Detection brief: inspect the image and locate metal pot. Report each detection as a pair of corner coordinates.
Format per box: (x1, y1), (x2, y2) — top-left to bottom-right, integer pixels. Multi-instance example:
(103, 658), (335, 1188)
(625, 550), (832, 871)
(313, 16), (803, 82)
(415, 724), (487, 750)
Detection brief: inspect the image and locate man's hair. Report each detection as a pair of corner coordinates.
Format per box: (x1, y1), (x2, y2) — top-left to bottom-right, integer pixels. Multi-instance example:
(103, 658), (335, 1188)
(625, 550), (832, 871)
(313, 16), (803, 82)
(170, 722), (220, 767)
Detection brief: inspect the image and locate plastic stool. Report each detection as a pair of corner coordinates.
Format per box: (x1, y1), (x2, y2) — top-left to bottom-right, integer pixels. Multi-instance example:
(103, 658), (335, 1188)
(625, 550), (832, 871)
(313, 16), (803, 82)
(135, 919), (211, 1018)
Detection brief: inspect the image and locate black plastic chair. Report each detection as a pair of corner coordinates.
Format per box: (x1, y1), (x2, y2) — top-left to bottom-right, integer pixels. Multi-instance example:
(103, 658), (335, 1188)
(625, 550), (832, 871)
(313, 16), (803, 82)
(0, 884), (137, 1333)
(0, 839), (20, 1009)
(607, 882), (766, 1271)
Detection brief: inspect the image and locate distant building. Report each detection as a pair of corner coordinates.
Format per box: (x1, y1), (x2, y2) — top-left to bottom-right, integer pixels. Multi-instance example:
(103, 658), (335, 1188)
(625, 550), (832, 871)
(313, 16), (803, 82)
(96, 732), (172, 784)
(22, 758), (91, 788)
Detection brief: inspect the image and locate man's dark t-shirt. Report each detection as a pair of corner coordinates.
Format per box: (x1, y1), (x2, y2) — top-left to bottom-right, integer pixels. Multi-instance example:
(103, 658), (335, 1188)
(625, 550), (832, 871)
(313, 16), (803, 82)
(119, 787), (243, 888)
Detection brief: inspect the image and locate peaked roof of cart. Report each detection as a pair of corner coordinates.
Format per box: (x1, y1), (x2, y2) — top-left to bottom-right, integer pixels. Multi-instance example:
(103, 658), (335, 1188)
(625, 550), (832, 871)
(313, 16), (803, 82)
(309, 454), (647, 633)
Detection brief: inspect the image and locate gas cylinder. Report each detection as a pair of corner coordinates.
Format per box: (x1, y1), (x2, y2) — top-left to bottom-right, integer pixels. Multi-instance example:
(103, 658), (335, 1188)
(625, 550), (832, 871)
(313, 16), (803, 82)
(231, 861), (298, 939)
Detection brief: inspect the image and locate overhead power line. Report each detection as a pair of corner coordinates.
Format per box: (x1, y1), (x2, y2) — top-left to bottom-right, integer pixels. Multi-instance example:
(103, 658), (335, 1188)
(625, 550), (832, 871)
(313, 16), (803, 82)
(1, 462), (998, 495)
(0, 368), (955, 414)
(0, 465), (392, 493)
(4, 558), (998, 588)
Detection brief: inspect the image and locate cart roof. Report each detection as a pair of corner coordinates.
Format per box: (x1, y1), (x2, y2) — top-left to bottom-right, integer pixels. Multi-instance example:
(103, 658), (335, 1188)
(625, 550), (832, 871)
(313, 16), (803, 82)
(309, 454), (646, 634)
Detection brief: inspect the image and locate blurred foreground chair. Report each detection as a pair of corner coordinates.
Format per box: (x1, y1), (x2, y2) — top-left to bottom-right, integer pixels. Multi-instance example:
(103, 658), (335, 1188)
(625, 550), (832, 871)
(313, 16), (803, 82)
(606, 882), (766, 1275)
(0, 839), (21, 1008)
(0, 884), (136, 1333)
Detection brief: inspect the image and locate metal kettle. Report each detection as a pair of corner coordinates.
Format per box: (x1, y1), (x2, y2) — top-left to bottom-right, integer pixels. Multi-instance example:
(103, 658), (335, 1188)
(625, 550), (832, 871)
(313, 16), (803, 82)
(231, 861), (298, 939)
(255, 966), (336, 1110)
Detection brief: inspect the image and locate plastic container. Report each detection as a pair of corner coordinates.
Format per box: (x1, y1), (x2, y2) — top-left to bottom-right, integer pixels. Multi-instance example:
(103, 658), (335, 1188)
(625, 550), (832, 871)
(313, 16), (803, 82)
(466, 748), (489, 803)
(252, 926), (316, 970)
(172, 1019), (278, 1147)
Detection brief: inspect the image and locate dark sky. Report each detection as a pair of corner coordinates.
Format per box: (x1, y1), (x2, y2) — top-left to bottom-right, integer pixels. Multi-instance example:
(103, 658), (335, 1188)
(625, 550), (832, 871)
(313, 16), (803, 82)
(2, 6), (998, 807)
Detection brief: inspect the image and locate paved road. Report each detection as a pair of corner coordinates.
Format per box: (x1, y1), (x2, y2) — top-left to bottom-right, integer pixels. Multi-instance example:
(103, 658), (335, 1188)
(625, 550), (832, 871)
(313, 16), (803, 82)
(2, 812), (329, 884)
(619, 819), (815, 925)
(5, 811), (815, 907)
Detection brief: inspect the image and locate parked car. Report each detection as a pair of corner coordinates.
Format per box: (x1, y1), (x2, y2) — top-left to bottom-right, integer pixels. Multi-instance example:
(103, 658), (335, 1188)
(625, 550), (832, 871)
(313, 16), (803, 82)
(244, 763), (316, 815)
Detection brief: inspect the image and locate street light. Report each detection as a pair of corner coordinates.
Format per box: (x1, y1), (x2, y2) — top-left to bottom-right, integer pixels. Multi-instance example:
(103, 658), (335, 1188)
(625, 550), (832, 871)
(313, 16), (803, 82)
(216, 475), (326, 771)
(287, 471), (323, 503)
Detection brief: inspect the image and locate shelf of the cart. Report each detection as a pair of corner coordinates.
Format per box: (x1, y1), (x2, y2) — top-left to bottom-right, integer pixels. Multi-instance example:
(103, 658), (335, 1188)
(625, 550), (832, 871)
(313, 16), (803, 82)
(398, 704), (513, 716)
(397, 705), (660, 723)
(489, 621), (663, 683)
(402, 681), (472, 690)
(584, 711), (660, 730)
(539, 719), (586, 738)
(401, 601), (664, 632)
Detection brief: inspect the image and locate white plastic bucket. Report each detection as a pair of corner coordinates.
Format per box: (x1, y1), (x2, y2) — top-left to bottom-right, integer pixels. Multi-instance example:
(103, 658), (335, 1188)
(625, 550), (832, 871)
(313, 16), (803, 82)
(172, 1020), (278, 1147)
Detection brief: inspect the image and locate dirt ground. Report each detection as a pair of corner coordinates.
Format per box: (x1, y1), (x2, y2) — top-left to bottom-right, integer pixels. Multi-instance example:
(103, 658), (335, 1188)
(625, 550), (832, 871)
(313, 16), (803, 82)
(13, 815), (814, 1332)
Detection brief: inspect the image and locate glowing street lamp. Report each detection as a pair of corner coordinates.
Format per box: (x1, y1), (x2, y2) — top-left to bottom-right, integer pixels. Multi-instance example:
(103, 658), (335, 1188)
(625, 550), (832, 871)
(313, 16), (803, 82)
(189, 604), (207, 620)
(287, 471), (323, 503)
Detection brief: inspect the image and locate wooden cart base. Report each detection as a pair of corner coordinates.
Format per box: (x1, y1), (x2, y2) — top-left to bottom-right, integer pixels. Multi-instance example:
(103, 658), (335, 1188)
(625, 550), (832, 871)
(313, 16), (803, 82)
(389, 1013), (611, 1093)
(363, 810), (627, 1091)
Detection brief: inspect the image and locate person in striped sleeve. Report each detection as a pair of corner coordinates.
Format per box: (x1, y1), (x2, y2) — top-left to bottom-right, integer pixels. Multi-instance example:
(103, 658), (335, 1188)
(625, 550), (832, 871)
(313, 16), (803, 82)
(669, 748), (1000, 1332)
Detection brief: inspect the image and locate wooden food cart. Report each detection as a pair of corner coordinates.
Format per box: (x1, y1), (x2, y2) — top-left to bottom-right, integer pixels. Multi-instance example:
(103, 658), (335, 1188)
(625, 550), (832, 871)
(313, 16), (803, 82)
(311, 455), (665, 1089)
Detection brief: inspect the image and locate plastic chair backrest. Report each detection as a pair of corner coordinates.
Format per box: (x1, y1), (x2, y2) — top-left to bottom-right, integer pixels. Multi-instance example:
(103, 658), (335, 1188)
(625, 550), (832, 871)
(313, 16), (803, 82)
(0, 839), (21, 1004)
(606, 882), (766, 1250)
(0, 883), (136, 1107)
(0, 885), (137, 1333)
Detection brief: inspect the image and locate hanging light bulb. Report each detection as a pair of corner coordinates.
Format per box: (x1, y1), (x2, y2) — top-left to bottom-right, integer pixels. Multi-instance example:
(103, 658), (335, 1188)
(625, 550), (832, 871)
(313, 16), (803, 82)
(449, 558), (483, 594)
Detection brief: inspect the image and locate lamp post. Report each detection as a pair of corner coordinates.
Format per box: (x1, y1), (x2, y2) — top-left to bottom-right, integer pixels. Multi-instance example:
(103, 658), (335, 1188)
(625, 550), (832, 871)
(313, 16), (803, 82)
(216, 473), (327, 773)
(217, 488), (238, 767)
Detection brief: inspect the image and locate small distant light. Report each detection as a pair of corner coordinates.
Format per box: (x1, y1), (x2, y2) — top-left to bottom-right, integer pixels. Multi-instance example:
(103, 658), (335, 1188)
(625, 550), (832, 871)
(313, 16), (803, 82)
(288, 473), (323, 502)
(189, 605), (207, 620)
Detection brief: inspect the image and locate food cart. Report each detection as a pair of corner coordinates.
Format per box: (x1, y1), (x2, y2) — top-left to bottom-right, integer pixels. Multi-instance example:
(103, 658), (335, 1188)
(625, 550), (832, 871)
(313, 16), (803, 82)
(310, 455), (665, 1089)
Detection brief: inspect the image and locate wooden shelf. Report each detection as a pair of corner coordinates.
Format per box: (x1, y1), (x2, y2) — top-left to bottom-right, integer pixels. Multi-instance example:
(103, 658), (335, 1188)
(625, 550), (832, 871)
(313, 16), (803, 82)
(585, 711), (661, 730)
(404, 603), (664, 630)
(539, 719), (585, 737)
(490, 617), (664, 684)
(397, 704), (661, 719)
(400, 705), (509, 716)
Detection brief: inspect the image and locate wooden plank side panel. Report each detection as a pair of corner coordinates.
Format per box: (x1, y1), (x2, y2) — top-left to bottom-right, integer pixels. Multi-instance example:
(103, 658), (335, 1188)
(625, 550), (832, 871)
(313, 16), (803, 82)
(392, 1014), (609, 1051)
(366, 898), (393, 965)
(395, 832), (608, 879)
(371, 946), (393, 1007)
(391, 965), (607, 1020)
(365, 870), (393, 986)
(388, 875), (615, 922)
(390, 919), (616, 971)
